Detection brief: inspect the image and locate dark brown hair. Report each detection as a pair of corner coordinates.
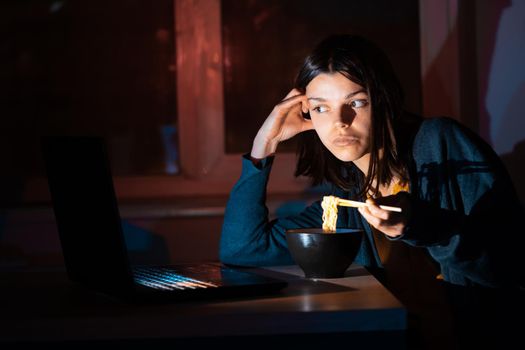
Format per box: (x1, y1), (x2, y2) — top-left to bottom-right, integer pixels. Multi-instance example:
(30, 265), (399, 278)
(294, 35), (415, 198)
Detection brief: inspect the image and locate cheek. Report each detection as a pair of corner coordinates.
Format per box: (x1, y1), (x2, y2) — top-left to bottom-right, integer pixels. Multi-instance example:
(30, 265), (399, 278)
(311, 119), (331, 141)
(353, 111), (370, 128)
(311, 115), (331, 132)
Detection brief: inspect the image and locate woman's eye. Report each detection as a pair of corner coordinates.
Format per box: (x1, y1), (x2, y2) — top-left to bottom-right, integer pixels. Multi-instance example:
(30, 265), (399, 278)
(350, 99), (368, 108)
(312, 106), (329, 113)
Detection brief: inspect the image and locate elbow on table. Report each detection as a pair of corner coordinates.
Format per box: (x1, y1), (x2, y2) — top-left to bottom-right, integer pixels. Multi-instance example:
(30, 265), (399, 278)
(219, 242), (294, 267)
(218, 239), (274, 267)
(218, 239), (251, 266)
(218, 247), (259, 267)
(218, 246), (238, 266)
(218, 227), (295, 266)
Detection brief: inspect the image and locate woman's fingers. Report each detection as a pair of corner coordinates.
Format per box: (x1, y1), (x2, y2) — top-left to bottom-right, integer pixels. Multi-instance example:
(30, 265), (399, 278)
(279, 88), (312, 115)
(274, 90), (312, 130)
(301, 101), (309, 114)
(283, 88), (302, 99)
(358, 197), (406, 238)
(275, 92), (308, 113)
(358, 206), (381, 228)
(365, 199), (390, 220)
(277, 89), (310, 114)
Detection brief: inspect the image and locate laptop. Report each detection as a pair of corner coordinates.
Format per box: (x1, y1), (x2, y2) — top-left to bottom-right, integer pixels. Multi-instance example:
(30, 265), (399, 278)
(41, 136), (287, 303)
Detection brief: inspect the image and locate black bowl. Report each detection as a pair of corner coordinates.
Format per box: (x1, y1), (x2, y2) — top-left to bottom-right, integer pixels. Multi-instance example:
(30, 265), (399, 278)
(285, 228), (363, 279)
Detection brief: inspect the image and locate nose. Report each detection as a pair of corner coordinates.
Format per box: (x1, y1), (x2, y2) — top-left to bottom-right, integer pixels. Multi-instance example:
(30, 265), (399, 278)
(335, 121), (349, 129)
(334, 104), (356, 128)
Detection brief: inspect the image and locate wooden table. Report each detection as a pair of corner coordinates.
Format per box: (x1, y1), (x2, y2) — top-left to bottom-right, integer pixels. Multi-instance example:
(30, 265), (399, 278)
(0, 263), (406, 348)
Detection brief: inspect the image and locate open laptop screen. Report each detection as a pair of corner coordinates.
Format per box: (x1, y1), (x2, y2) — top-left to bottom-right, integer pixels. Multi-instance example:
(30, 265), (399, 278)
(42, 137), (133, 291)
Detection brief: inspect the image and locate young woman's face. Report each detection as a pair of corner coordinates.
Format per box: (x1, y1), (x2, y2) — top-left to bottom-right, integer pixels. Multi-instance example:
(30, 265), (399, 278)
(305, 72), (372, 165)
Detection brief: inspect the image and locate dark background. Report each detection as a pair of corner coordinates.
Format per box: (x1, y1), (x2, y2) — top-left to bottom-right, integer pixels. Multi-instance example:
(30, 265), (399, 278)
(222, 0), (421, 153)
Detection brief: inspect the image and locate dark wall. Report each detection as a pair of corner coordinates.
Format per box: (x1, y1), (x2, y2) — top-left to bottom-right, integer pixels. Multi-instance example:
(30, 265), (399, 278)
(222, 0), (421, 153)
(0, 0), (177, 201)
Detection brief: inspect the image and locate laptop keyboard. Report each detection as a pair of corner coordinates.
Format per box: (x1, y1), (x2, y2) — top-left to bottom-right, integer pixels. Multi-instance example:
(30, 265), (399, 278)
(133, 266), (219, 291)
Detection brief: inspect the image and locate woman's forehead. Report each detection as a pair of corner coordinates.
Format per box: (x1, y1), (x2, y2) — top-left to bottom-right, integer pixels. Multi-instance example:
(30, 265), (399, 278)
(306, 72), (366, 101)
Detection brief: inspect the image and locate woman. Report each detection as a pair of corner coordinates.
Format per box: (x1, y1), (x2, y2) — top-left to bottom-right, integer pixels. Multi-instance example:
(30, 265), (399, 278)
(222, 35), (525, 348)
(220, 34), (523, 288)
(219, 34), (524, 346)
(220, 34), (524, 331)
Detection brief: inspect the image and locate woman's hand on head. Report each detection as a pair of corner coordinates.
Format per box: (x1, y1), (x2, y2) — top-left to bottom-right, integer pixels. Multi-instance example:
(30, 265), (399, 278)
(251, 89), (314, 159)
(357, 192), (412, 238)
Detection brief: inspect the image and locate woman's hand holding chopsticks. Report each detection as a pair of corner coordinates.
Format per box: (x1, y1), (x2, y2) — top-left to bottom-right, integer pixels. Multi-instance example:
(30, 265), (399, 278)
(356, 192), (412, 238)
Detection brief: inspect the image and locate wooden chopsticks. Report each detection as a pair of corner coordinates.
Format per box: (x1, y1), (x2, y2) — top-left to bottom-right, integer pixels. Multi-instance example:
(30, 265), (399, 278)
(326, 196), (402, 213)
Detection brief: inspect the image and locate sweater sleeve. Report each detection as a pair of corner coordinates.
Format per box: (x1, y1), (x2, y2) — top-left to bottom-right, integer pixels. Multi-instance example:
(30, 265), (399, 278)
(219, 154), (324, 267)
(392, 117), (524, 287)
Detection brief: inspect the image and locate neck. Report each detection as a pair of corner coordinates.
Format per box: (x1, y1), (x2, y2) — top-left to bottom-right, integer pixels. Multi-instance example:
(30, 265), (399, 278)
(353, 149), (398, 194)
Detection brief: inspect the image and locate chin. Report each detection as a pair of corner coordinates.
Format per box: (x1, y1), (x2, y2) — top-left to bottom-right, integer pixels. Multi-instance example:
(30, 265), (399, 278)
(332, 152), (362, 162)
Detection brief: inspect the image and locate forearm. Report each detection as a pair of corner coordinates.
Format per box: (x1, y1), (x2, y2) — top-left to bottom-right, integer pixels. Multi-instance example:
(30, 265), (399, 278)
(219, 154), (293, 266)
(250, 132), (278, 160)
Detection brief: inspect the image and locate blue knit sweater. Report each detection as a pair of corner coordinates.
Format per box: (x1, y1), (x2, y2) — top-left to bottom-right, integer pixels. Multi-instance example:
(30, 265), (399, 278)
(219, 117), (524, 288)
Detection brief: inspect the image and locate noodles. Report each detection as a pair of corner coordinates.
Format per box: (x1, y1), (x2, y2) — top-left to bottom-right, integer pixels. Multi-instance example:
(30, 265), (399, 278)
(321, 195), (339, 232)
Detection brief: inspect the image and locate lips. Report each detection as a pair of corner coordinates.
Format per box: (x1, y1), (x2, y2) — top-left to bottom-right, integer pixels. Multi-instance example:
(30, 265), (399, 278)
(332, 135), (359, 146)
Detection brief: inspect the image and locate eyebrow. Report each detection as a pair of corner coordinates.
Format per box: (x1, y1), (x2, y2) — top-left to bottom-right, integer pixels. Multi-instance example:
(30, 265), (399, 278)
(307, 89), (367, 102)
